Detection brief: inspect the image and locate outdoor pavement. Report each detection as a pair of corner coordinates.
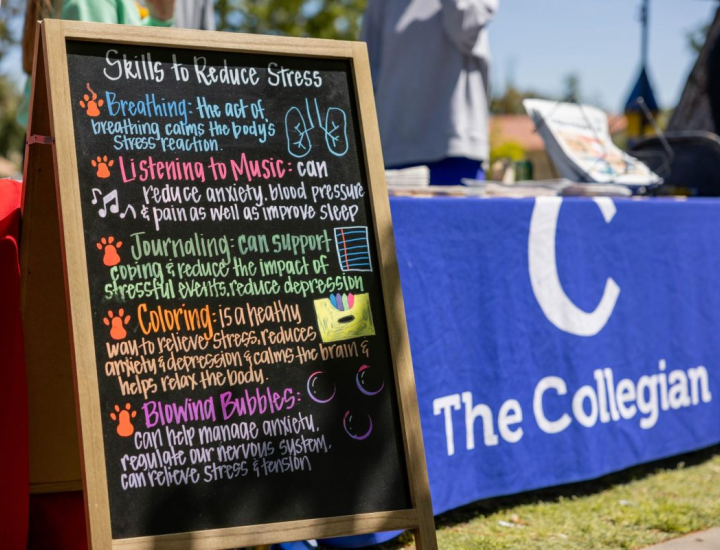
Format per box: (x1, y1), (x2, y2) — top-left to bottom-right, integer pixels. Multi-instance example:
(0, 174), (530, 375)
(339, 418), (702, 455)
(646, 529), (720, 549)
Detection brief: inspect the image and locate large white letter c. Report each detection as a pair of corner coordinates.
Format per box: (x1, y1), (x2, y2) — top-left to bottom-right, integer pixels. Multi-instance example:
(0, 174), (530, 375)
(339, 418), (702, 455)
(528, 197), (620, 337)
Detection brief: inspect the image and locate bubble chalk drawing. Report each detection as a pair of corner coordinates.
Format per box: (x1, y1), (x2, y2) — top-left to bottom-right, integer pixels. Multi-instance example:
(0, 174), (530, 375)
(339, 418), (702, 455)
(307, 371), (336, 404)
(343, 411), (373, 441)
(356, 364), (384, 396)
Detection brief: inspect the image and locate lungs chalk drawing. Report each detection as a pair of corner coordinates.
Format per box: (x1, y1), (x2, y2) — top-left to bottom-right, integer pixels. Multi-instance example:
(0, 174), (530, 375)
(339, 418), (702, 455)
(285, 98), (350, 159)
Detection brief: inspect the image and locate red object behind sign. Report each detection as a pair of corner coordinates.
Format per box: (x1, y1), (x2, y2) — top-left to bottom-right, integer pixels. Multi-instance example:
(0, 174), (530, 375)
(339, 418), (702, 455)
(0, 178), (29, 550)
(28, 492), (87, 550)
(1, 179), (87, 550)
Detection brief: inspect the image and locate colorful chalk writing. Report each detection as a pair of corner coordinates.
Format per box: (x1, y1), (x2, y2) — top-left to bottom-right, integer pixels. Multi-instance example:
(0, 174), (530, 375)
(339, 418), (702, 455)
(68, 41), (410, 539)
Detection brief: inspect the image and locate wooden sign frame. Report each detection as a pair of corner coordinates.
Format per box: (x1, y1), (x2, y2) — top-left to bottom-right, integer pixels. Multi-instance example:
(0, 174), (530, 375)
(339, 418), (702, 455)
(21, 19), (437, 550)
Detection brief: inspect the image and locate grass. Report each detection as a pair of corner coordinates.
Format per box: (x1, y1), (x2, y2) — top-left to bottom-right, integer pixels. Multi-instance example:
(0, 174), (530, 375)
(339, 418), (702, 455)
(359, 446), (720, 550)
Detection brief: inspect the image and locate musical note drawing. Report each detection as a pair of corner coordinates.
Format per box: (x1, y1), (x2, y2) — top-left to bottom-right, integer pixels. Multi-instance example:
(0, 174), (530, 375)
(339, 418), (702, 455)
(91, 189), (119, 218)
(119, 204), (136, 220)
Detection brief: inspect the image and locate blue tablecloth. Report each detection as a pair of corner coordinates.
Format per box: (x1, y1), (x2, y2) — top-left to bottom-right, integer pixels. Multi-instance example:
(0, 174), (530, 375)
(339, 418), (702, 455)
(323, 195), (720, 548)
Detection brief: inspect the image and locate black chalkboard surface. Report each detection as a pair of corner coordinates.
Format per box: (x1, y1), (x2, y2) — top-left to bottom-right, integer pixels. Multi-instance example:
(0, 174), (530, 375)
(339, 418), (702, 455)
(23, 21), (436, 550)
(67, 38), (411, 538)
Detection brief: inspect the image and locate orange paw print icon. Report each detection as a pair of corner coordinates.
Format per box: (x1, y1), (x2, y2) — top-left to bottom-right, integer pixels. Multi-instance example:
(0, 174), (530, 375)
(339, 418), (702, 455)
(97, 236), (122, 266)
(92, 156), (114, 178)
(110, 403), (137, 437)
(79, 83), (104, 117)
(104, 309), (130, 341)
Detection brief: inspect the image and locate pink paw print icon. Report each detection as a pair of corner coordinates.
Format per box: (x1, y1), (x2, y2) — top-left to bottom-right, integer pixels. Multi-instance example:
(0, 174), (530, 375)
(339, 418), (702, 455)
(103, 309), (130, 341)
(110, 403), (137, 437)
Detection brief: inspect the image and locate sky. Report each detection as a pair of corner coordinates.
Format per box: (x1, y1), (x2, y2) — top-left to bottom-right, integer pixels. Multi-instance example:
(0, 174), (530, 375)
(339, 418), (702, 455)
(489, 0), (718, 112)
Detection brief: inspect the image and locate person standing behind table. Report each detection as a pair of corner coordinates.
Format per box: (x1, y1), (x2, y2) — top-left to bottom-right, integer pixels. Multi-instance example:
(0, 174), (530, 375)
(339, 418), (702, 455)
(174, 0), (216, 30)
(362, 0), (498, 185)
(18, 0), (176, 129)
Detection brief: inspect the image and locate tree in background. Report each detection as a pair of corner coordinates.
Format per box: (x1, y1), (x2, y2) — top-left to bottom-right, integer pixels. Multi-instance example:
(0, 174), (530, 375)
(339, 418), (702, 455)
(216, 0), (367, 40)
(491, 72), (585, 115)
(0, 77), (24, 167)
(563, 73), (581, 103)
(490, 84), (548, 115)
(0, 0), (25, 168)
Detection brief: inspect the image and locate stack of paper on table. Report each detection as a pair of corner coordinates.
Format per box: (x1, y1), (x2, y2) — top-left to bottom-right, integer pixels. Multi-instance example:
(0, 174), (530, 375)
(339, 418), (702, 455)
(384, 165), (430, 187)
(388, 179), (632, 198)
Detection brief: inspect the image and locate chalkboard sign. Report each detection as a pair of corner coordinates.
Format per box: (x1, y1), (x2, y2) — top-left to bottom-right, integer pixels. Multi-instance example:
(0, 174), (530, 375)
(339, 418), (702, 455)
(21, 20), (436, 550)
